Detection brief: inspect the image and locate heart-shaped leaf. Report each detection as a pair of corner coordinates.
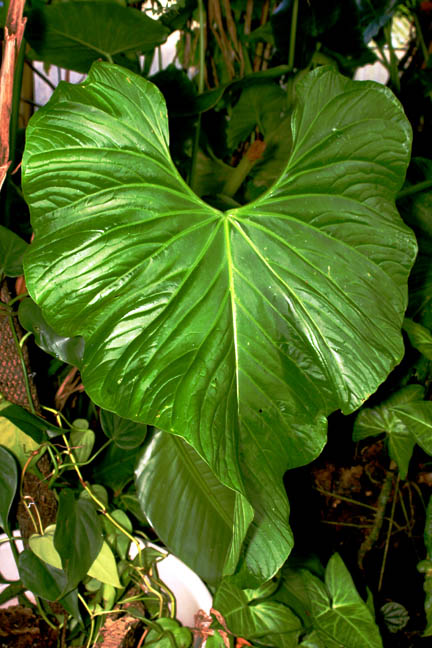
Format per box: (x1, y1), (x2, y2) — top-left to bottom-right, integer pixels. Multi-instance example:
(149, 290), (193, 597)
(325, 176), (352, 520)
(353, 385), (432, 478)
(22, 63), (415, 583)
(213, 578), (302, 646)
(18, 549), (82, 620)
(100, 409), (147, 449)
(302, 553), (383, 647)
(135, 428), (236, 584)
(30, 524), (122, 588)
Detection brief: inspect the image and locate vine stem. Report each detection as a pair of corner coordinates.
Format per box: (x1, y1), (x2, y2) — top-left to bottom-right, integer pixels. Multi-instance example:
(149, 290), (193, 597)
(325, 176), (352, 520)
(378, 472), (400, 591)
(288, 0), (299, 71)
(62, 434), (143, 561)
(357, 460), (397, 570)
(397, 178), (432, 199)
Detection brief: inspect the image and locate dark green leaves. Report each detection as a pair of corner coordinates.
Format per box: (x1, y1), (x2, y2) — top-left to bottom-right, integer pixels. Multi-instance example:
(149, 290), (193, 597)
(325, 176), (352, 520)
(26, 1), (169, 73)
(353, 385), (432, 478)
(0, 446), (18, 530)
(18, 549), (82, 619)
(54, 489), (103, 590)
(135, 429), (236, 584)
(0, 226), (28, 277)
(22, 62), (415, 583)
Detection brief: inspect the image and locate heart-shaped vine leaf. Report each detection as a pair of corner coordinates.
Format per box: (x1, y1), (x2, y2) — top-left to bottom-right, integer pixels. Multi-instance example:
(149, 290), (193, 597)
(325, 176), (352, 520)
(0, 226), (28, 278)
(353, 385), (432, 478)
(22, 62), (415, 583)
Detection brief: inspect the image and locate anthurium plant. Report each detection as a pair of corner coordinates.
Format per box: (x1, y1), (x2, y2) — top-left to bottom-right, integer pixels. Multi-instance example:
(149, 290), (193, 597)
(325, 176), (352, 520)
(2, 0), (432, 645)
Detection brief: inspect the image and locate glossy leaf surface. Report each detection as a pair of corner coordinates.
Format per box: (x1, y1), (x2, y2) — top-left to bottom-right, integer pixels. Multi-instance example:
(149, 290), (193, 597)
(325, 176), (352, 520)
(23, 63), (415, 582)
(135, 428), (236, 584)
(26, 2), (168, 73)
(0, 446), (18, 530)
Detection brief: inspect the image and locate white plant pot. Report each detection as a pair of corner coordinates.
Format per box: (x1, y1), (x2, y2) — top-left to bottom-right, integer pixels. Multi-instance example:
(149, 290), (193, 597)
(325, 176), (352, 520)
(128, 540), (212, 628)
(0, 531), (36, 607)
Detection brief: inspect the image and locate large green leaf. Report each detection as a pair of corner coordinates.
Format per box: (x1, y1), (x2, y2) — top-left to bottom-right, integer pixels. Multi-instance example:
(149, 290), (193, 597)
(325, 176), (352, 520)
(22, 63), (415, 583)
(135, 428), (236, 584)
(26, 2), (169, 73)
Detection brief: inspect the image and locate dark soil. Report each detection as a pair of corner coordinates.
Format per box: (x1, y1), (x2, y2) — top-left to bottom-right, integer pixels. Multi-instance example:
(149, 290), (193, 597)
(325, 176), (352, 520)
(286, 411), (430, 648)
(0, 605), (58, 647)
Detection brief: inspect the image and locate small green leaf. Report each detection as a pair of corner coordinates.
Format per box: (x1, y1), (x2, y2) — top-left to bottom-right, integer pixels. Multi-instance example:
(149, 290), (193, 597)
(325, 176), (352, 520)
(353, 385), (427, 478)
(70, 426), (95, 464)
(100, 409), (147, 449)
(92, 443), (137, 493)
(26, 1), (169, 73)
(0, 226), (28, 277)
(380, 601), (409, 633)
(0, 446), (18, 531)
(18, 298), (85, 366)
(30, 523), (121, 588)
(145, 617), (192, 648)
(54, 490), (103, 589)
(87, 540), (122, 588)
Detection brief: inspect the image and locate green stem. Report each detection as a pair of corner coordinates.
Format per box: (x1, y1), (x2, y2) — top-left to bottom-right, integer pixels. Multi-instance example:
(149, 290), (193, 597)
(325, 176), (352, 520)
(357, 460), (396, 570)
(397, 178), (432, 199)
(223, 151), (259, 197)
(413, 13), (429, 65)
(384, 21), (400, 93)
(288, 0), (299, 71)
(4, 523), (21, 570)
(378, 472), (400, 591)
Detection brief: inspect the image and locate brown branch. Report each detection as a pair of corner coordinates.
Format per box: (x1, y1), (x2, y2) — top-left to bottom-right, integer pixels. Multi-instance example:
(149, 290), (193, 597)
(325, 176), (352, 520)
(0, 0), (27, 191)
